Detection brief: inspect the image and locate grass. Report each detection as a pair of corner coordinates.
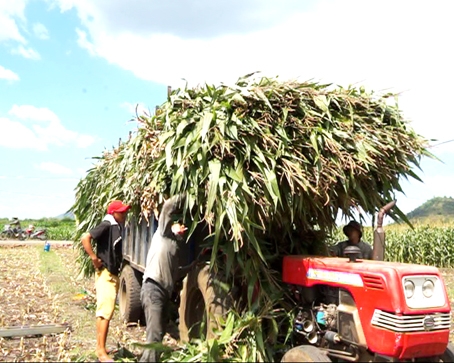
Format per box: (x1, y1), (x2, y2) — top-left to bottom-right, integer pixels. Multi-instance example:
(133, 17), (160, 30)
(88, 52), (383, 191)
(36, 245), (145, 361)
(37, 245), (98, 360)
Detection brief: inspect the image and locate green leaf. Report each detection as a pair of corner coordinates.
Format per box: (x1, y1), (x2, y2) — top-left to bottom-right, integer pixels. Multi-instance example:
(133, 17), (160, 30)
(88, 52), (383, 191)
(201, 112), (214, 141)
(206, 159), (221, 213)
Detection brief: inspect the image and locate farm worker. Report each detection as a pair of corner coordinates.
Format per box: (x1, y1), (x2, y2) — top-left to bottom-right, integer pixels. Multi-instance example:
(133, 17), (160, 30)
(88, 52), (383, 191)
(10, 217), (21, 233)
(81, 200), (131, 362)
(330, 220), (373, 259)
(140, 194), (196, 362)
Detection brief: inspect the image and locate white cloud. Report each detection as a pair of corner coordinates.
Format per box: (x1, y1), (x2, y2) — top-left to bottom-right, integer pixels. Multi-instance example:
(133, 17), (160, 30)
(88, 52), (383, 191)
(0, 117), (45, 150)
(0, 105), (96, 150)
(52, 0), (454, 153)
(0, 0), (27, 43)
(35, 162), (73, 175)
(75, 28), (96, 55)
(11, 45), (41, 60)
(9, 104), (60, 123)
(0, 65), (19, 81)
(33, 22), (49, 40)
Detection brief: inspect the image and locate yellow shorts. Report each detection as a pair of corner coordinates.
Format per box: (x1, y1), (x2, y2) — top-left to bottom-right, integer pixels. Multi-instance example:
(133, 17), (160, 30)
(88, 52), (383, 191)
(95, 268), (120, 320)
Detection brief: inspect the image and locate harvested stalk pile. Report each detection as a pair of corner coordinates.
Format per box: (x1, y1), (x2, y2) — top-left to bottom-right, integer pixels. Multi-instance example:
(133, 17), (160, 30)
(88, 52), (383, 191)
(71, 74), (432, 360)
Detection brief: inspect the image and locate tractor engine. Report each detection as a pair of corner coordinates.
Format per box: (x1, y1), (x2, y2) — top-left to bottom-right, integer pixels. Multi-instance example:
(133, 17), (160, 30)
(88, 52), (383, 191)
(293, 302), (338, 345)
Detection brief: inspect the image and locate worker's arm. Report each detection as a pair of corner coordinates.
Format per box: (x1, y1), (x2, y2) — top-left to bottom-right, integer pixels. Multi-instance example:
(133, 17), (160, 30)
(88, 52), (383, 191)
(81, 232), (103, 270)
(177, 260), (197, 280)
(159, 194), (186, 237)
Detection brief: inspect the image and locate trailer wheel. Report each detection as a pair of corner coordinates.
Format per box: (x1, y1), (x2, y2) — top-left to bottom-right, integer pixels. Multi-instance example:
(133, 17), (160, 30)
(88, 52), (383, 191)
(119, 264), (143, 323)
(281, 345), (331, 362)
(178, 264), (231, 342)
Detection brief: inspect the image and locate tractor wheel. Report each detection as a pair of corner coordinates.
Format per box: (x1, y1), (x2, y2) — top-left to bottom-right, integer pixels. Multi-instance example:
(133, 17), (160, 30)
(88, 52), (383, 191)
(119, 264), (143, 323)
(439, 343), (454, 362)
(281, 345), (331, 362)
(178, 264), (232, 342)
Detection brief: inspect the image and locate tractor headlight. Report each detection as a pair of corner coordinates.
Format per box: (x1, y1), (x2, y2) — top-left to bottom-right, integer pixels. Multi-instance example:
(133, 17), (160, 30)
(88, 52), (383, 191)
(422, 279), (435, 298)
(404, 280), (415, 299)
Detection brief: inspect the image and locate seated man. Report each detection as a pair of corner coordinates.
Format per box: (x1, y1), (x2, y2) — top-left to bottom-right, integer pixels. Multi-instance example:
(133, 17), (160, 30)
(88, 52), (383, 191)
(330, 220), (373, 260)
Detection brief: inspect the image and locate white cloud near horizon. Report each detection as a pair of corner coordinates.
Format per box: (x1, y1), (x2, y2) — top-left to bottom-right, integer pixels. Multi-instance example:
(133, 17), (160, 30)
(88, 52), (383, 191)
(35, 161), (73, 175)
(50, 0), (454, 153)
(0, 65), (19, 81)
(0, 104), (96, 150)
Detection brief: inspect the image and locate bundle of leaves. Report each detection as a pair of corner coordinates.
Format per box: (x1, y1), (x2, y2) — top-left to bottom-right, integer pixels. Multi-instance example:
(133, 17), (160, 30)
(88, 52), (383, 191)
(71, 73), (432, 360)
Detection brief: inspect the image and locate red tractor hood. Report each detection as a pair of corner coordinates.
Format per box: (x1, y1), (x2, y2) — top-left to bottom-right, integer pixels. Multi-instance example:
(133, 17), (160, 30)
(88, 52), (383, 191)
(282, 255), (450, 315)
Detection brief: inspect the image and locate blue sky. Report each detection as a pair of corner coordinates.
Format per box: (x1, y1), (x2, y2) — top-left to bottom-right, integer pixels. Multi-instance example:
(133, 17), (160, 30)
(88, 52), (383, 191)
(0, 0), (453, 221)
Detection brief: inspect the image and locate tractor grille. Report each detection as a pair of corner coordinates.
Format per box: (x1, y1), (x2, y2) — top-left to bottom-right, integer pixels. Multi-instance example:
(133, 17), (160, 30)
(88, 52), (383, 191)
(363, 275), (384, 290)
(372, 309), (451, 332)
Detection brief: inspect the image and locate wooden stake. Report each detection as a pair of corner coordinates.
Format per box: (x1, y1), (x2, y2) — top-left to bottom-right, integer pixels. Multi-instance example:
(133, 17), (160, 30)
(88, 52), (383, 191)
(0, 323), (70, 338)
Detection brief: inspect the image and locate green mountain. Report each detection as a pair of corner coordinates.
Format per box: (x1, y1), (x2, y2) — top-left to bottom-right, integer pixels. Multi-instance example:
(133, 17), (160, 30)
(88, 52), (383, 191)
(407, 196), (454, 221)
(56, 211), (75, 220)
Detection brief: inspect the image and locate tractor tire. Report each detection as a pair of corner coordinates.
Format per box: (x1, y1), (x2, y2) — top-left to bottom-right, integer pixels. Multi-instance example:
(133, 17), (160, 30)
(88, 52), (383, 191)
(281, 345), (331, 362)
(119, 264), (143, 323)
(439, 343), (454, 362)
(178, 264), (232, 342)
(415, 342), (454, 362)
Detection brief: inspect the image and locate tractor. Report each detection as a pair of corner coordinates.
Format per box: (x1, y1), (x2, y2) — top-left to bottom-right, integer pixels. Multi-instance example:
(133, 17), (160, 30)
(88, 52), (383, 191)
(281, 202), (454, 362)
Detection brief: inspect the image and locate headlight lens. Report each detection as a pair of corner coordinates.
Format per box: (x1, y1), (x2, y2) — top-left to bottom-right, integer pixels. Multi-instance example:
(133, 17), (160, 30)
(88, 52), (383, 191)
(404, 280), (415, 298)
(422, 279), (435, 298)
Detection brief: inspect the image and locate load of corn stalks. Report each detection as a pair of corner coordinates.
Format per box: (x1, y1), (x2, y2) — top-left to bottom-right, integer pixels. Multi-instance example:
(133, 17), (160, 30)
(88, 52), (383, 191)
(71, 73), (432, 361)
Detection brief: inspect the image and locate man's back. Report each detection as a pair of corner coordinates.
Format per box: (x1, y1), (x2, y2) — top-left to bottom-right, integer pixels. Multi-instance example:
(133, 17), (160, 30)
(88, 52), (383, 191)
(143, 230), (179, 297)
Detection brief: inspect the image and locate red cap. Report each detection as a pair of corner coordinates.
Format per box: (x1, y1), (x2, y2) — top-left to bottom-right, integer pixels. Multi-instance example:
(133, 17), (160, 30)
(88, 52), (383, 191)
(107, 200), (131, 215)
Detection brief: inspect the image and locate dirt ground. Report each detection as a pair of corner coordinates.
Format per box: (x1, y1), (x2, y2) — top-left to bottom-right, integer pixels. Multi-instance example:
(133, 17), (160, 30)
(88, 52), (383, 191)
(0, 243), (149, 362)
(1, 243), (454, 362)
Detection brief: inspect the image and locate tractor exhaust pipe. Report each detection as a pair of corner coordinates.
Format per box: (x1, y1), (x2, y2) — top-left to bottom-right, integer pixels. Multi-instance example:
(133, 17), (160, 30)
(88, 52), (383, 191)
(372, 200), (396, 261)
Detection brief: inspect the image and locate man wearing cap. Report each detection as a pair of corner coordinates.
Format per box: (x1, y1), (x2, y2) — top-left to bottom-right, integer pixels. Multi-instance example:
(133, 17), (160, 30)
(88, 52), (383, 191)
(331, 220), (373, 260)
(81, 200), (131, 362)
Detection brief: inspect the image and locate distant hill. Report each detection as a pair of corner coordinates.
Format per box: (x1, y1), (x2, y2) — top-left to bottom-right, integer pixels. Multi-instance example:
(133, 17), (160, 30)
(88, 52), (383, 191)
(57, 211), (75, 220)
(407, 196), (454, 221)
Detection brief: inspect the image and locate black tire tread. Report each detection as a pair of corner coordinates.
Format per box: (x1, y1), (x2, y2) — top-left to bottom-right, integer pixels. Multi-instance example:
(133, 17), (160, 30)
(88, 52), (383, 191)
(178, 264), (231, 342)
(119, 264), (143, 323)
(281, 345), (331, 362)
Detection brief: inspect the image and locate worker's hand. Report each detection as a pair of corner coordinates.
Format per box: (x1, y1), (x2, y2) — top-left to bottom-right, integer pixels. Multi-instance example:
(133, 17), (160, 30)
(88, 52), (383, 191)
(91, 256), (104, 270)
(171, 223), (187, 236)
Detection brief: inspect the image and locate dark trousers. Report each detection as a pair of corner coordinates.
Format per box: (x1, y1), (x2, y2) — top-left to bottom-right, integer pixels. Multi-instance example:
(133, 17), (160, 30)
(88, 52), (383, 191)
(140, 279), (169, 362)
